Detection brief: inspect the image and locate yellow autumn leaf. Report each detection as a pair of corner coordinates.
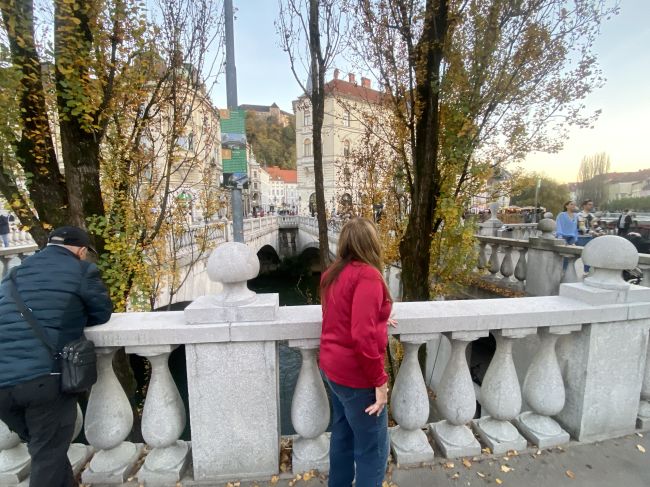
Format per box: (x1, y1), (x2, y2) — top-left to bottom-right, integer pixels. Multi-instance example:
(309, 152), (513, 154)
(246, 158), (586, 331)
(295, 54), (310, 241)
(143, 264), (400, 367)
(500, 465), (512, 473)
(496, 479), (503, 485)
(477, 472), (486, 478)
(270, 475), (279, 484)
(451, 472), (460, 480)
(637, 444), (646, 453)
(462, 458), (472, 468)
(444, 462), (455, 469)
(566, 470), (575, 479)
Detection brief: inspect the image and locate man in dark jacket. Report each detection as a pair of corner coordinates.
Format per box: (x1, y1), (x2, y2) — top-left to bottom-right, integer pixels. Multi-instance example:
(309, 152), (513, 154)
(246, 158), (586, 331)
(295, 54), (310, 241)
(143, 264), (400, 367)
(0, 214), (10, 247)
(0, 226), (113, 487)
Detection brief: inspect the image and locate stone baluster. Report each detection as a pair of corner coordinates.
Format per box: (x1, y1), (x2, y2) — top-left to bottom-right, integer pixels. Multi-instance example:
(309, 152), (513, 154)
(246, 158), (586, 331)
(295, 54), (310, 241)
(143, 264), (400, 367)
(638, 338), (650, 429)
(560, 253), (580, 283)
(514, 248), (528, 283)
(514, 325), (580, 447)
(125, 345), (190, 484)
(68, 403), (94, 476)
(82, 348), (143, 484)
(473, 328), (536, 454)
(477, 242), (488, 270)
(638, 264), (650, 288)
(500, 246), (514, 282)
(289, 339), (330, 473)
(390, 335), (435, 464)
(488, 244), (500, 278)
(0, 420), (30, 484)
(430, 331), (488, 458)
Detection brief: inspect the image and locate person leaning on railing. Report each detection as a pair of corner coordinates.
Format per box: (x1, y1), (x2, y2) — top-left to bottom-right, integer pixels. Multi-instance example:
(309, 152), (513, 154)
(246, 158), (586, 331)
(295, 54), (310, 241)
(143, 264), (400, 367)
(556, 200), (579, 245)
(319, 217), (397, 487)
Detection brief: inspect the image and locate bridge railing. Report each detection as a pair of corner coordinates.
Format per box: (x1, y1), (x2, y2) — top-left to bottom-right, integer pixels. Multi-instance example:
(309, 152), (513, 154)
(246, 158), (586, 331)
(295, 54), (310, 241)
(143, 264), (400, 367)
(2, 236), (648, 484)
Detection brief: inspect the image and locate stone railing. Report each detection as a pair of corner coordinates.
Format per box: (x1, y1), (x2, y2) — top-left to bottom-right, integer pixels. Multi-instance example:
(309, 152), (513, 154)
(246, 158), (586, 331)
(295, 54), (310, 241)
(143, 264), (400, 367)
(0, 244), (39, 279)
(496, 223), (541, 240)
(3, 237), (650, 485)
(298, 216), (342, 240)
(5, 227), (36, 247)
(477, 216), (650, 296)
(278, 215), (299, 228)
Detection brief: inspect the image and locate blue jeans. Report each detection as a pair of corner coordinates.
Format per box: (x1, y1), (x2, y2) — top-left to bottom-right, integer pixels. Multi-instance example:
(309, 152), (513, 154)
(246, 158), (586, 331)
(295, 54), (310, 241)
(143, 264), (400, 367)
(1, 233), (9, 247)
(324, 375), (389, 487)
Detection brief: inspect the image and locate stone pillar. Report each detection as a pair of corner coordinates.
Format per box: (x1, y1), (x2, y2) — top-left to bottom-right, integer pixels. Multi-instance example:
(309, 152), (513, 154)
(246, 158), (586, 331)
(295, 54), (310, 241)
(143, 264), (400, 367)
(555, 235), (650, 442)
(514, 248), (527, 283)
(289, 339), (330, 474)
(68, 403), (94, 476)
(479, 202), (503, 237)
(477, 242), (488, 271)
(525, 219), (565, 296)
(560, 252), (580, 284)
(82, 347), (144, 484)
(514, 326), (580, 448)
(184, 242), (280, 481)
(430, 331), (488, 458)
(126, 345), (189, 486)
(638, 339), (650, 429)
(0, 420), (30, 484)
(390, 335), (435, 465)
(488, 244), (500, 279)
(473, 328), (536, 454)
(499, 246), (514, 283)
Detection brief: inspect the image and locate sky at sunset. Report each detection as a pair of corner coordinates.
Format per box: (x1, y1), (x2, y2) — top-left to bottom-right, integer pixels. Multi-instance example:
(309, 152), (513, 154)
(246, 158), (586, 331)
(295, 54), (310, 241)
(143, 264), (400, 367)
(211, 0), (649, 184)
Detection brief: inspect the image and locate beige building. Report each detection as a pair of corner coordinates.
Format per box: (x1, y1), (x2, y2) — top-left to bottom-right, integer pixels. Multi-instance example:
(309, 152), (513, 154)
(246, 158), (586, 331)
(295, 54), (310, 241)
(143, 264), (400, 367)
(293, 72), (385, 216)
(140, 70), (222, 223)
(239, 103), (292, 127)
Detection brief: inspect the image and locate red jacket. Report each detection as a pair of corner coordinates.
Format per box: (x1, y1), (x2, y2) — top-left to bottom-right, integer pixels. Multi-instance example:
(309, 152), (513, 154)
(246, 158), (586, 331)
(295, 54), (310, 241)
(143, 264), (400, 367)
(319, 261), (392, 388)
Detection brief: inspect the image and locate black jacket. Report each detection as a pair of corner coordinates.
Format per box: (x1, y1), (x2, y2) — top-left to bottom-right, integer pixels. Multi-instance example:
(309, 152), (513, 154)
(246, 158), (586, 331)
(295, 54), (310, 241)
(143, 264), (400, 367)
(0, 215), (9, 234)
(0, 245), (113, 387)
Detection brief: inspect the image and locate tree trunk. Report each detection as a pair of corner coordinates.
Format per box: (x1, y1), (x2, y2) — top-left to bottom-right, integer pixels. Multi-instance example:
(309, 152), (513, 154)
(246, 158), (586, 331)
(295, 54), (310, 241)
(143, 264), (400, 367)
(0, 0), (69, 242)
(309, 0), (331, 270)
(398, 0), (449, 302)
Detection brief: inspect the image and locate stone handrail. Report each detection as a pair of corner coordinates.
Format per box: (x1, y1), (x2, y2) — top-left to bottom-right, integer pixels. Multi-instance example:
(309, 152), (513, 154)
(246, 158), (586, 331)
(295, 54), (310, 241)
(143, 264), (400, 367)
(2, 236), (648, 484)
(0, 244), (39, 278)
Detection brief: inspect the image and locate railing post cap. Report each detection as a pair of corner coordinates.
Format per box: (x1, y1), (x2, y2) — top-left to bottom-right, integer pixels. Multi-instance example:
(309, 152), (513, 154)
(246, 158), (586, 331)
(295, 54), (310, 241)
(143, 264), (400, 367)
(537, 218), (556, 238)
(207, 241), (260, 284)
(582, 235), (638, 271)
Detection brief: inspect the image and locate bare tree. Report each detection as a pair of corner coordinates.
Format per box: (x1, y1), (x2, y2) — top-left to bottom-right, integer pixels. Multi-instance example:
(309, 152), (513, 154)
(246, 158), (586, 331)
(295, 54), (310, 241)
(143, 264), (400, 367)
(277, 0), (348, 269)
(576, 152), (611, 207)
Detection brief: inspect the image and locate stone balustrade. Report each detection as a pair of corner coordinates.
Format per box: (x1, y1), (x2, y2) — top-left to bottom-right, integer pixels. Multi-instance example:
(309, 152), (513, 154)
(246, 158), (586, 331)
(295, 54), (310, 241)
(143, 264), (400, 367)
(0, 245), (39, 279)
(2, 235), (650, 485)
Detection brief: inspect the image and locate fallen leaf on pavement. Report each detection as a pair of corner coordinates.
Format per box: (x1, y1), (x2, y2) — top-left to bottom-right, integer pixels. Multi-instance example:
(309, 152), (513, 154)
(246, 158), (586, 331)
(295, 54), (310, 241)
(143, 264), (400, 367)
(496, 479), (503, 485)
(270, 476), (279, 485)
(444, 462), (455, 469)
(462, 458), (472, 468)
(451, 472), (460, 480)
(500, 465), (512, 473)
(477, 472), (486, 478)
(482, 447), (492, 454)
(637, 432), (644, 438)
(566, 470), (576, 479)
(637, 444), (646, 453)
(506, 450), (519, 456)
(536, 449), (542, 456)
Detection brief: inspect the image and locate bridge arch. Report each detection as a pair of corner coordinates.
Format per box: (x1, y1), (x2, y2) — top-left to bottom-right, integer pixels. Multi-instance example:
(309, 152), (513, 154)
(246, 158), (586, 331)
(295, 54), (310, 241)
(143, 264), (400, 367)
(257, 244), (281, 274)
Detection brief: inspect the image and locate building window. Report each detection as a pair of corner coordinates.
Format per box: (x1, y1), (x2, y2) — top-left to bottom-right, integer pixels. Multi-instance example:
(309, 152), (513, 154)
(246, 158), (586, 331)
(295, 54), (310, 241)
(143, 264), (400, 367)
(304, 139), (312, 157)
(343, 140), (350, 157)
(343, 110), (351, 127)
(304, 110), (311, 126)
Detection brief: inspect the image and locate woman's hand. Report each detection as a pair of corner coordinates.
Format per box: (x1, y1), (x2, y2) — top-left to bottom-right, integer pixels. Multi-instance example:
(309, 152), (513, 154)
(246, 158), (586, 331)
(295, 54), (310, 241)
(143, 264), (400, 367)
(365, 382), (388, 416)
(388, 313), (398, 328)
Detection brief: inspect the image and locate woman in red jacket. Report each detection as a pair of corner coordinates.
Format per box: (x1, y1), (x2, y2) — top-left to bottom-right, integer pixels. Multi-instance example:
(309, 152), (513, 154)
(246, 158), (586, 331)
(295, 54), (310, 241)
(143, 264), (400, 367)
(320, 217), (393, 487)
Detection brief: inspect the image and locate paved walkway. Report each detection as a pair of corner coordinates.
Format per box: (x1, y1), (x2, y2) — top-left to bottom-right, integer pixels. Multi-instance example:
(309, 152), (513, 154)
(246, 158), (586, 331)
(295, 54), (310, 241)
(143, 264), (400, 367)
(192, 432), (650, 487)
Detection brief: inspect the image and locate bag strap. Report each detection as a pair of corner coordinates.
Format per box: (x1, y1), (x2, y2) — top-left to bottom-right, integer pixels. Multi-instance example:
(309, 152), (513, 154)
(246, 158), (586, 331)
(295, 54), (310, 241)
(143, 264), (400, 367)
(8, 267), (58, 356)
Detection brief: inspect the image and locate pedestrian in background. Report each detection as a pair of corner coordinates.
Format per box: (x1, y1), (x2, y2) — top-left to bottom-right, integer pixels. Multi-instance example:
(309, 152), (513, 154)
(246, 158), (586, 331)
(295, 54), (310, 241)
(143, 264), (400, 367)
(0, 214), (10, 247)
(618, 209), (633, 236)
(556, 200), (578, 245)
(0, 226), (113, 487)
(319, 217), (396, 487)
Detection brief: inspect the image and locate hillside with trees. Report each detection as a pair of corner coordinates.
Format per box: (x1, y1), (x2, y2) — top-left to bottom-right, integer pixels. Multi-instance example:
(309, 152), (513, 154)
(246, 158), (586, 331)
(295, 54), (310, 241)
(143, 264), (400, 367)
(245, 111), (296, 169)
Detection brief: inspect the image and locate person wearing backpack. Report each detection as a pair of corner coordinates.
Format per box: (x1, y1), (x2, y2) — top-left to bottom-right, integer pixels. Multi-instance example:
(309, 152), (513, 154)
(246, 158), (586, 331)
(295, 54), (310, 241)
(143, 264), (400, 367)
(0, 226), (113, 487)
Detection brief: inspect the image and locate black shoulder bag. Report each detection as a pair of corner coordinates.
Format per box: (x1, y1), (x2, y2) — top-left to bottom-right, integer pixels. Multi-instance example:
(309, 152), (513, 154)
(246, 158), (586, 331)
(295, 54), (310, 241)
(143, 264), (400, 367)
(8, 268), (97, 393)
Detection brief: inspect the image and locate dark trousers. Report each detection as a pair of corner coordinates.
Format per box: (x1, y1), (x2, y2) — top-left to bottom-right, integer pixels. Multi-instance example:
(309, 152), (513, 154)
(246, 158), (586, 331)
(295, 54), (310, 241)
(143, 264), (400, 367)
(325, 376), (389, 487)
(0, 375), (77, 487)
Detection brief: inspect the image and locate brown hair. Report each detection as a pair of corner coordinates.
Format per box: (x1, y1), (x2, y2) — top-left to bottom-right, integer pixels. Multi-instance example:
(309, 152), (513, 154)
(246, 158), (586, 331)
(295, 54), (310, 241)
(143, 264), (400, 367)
(321, 217), (391, 300)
